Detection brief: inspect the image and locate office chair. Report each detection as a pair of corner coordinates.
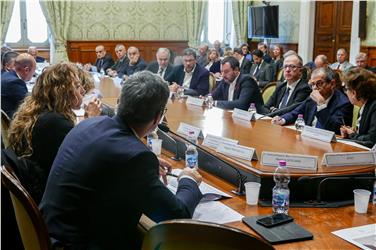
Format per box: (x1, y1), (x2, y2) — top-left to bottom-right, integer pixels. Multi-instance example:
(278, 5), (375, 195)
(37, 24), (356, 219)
(1, 109), (11, 148)
(142, 219), (274, 250)
(1, 165), (52, 250)
(261, 82), (277, 104)
(209, 74), (217, 92)
(352, 105), (360, 128)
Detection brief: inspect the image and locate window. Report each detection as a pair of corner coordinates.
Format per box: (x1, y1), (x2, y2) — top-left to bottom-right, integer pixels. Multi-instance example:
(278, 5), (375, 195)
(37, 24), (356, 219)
(5, 0), (49, 47)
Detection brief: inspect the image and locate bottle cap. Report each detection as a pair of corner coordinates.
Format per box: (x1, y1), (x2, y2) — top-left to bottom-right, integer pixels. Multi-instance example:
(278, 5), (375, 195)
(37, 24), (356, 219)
(279, 160), (287, 166)
(298, 114), (303, 118)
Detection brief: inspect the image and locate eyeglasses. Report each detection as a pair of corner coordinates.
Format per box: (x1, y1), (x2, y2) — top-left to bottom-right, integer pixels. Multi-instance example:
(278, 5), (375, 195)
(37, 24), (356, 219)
(309, 80), (326, 88)
(283, 64), (300, 70)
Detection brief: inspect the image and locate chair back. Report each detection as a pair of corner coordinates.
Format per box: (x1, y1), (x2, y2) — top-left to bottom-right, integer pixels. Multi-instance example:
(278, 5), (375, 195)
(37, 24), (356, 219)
(276, 69), (283, 81)
(262, 82), (277, 104)
(352, 105), (360, 128)
(99, 77), (121, 98)
(1, 165), (52, 250)
(142, 219), (274, 250)
(1, 109), (11, 148)
(209, 74), (217, 92)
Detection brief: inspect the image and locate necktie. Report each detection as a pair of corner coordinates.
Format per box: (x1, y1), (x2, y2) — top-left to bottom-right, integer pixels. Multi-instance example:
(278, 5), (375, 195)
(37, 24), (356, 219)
(336, 63), (341, 70)
(157, 67), (164, 76)
(98, 59), (103, 70)
(253, 65), (260, 76)
(280, 87), (290, 108)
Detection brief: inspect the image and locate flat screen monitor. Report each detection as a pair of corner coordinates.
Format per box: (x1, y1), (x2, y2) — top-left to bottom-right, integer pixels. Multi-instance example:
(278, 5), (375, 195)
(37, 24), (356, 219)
(248, 5), (279, 39)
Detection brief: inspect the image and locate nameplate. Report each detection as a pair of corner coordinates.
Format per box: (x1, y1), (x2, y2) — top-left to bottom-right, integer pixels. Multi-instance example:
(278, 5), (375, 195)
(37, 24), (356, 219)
(186, 96), (205, 106)
(202, 134), (238, 150)
(322, 151), (376, 167)
(301, 126), (336, 143)
(216, 144), (257, 161)
(177, 122), (204, 140)
(372, 144), (376, 151)
(232, 108), (255, 121)
(261, 151), (318, 171)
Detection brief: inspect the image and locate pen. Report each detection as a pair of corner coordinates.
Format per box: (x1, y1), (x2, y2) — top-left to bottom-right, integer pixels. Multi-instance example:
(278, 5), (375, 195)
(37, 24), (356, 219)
(166, 172), (179, 178)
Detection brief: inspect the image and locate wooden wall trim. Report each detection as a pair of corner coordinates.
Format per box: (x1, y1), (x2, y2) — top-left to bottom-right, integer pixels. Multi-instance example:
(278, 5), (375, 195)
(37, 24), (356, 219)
(67, 40), (189, 65)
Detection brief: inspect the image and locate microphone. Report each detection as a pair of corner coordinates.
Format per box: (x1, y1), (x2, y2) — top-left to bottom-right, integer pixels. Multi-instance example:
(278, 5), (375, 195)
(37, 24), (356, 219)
(159, 123), (247, 195)
(157, 123), (181, 161)
(258, 98), (308, 120)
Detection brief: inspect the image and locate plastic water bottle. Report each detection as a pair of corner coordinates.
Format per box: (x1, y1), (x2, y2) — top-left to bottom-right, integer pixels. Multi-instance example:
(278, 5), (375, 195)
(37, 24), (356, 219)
(272, 160), (290, 214)
(248, 103), (257, 114)
(206, 94), (214, 108)
(147, 130), (158, 150)
(100, 68), (105, 76)
(295, 114), (305, 132)
(373, 168), (376, 205)
(185, 131), (198, 169)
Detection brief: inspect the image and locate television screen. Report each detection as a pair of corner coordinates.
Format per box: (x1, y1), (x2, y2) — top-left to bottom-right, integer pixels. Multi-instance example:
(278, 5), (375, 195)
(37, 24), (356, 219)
(248, 6), (279, 39)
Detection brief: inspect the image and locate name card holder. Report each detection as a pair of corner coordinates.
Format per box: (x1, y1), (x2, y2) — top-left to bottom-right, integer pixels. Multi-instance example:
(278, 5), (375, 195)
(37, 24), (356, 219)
(202, 134), (238, 150)
(322, 151), (376, 167)
(186, 96), (205, 106)
(177, 122), (204, 140)
(232, 108), (255, 121)
(216, 143), (258, 161)
(261, 151), (318, 171)
(302, 126), (336, 143)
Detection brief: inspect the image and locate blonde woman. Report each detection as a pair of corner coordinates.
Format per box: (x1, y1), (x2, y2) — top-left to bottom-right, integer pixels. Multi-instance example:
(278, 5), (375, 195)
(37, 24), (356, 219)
(7, 62), (101, 203)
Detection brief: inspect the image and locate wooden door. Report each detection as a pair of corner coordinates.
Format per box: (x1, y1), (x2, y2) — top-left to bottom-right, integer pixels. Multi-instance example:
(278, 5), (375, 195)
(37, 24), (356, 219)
(313, 1), (353, 63)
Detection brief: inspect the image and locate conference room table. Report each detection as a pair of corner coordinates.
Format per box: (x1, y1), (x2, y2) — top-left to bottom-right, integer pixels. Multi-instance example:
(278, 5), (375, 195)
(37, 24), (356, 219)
(99, 77), (376, 249)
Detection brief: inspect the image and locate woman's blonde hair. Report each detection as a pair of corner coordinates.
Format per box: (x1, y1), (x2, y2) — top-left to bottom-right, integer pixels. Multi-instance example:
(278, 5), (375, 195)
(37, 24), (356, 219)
(8, 62), (80, 157)
(78, 68), (95, 93)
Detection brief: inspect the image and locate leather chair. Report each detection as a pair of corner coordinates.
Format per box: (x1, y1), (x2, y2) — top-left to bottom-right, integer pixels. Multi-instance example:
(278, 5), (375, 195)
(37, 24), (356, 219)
(261, 82), (277, 104)
(142, 219), (274, 250)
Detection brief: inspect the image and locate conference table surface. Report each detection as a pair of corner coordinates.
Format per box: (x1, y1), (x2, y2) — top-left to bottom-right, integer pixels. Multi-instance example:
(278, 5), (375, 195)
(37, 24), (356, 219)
(99, 79), (376, 249)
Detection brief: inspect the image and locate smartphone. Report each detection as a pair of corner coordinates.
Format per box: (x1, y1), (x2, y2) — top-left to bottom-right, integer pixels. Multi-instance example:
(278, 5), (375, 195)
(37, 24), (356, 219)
(256, 214), (294, 228)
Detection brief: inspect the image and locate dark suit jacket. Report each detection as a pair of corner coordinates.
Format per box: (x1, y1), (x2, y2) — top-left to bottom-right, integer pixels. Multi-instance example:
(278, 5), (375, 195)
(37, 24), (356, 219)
(264, 79), (311, 115)
(35, 56), (46, 63)
(239, 57), (252, 75)
(166, 64), (209, 96)
(110, 56), (129, 73)
(94, 53), (114, 72)
(40, 115), (202, 249)
(250, 61), (274, 88)
(211, 73), (265, 111)
(145, 61), (173, 80)
(348, 99), (376, 148)
(121, 58), (147, 77)
(1, 71), (28, 118)
(282, 90), (353, 134)
(207, 60), (221, 74)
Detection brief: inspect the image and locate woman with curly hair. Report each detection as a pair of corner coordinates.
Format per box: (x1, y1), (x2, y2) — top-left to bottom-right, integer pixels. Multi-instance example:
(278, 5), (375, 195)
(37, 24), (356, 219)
(7, 62), (101, 202)
(340, 67), (376, 148)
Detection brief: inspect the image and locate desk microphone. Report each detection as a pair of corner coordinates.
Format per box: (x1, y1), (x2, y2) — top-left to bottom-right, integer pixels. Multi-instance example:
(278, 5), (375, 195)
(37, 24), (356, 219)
(257, 99), (308, 120)
(158, 123), (246, 195)
(157, 123), (181, 161)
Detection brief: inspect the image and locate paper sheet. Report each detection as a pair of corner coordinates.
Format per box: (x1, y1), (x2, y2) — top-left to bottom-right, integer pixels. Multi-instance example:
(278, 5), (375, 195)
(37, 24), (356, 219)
(332, 224), (376, 250)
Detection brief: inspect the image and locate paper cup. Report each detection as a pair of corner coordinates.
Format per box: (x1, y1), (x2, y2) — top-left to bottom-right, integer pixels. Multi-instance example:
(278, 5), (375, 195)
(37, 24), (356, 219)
(151, 139), (162, 156)
(245, 182), (261, 205)
(353, 189), (371, 214)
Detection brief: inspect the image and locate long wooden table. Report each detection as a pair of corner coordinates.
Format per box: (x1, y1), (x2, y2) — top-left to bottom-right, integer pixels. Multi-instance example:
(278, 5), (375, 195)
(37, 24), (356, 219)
(101, 80), (376, 249)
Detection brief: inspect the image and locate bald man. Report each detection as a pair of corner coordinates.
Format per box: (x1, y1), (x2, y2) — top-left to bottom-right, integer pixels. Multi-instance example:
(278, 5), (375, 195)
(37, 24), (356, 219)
(121, 46), (147, 77)
(1, 53), (36, 118)
(84, 45), (114, 73)
(330, 48), (352, 71)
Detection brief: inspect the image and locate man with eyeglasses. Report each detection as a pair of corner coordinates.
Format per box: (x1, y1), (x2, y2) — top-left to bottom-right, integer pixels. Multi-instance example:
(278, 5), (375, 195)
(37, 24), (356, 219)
(107, 44), (129, 77)
(262, 54), (311, 115)
(146, 48), (173, 80)
(40, 71), (203, 249)
(272, 67), (353, 134)
(84, 45), (114, 73)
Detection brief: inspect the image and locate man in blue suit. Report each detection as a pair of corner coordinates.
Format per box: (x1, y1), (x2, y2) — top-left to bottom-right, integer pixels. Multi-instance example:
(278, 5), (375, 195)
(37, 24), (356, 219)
(1, 53), (36, 118)
(166, 48), (209, 96)
(272, 67), (353, 134)
(211, 56), (264, 111)
(40, 71), (203, 249)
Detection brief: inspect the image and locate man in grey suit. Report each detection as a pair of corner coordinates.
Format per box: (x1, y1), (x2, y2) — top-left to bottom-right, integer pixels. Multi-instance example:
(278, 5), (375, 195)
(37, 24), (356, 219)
(330, 48), (353, 72)
(145, 48), (173, 80)
(249, 49), (274, 89)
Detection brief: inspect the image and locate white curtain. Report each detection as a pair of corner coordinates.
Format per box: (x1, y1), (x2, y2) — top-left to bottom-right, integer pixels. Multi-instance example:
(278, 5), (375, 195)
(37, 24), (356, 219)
(186, 1), (208, 48)
(0, 0), (15, 45)
(39, 0), (72, 63)
(232, 0), (250, 46)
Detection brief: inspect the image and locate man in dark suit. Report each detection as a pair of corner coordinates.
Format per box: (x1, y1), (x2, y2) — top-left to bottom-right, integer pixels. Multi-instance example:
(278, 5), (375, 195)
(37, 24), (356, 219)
(107, 44), (129, 77)
(166, 48), (209, 96)
(233, 47), (252, 74)
(263, 54), (312, 115)
(27, 46), (45, 62)
(249, 49), (274, 89)
(84, 45), (114, 73)
(257, 42), (272, 64)
(197, 43), (209, 67)
(146, 47), (173, 80)
(211, 56), (264, 111)
(1, 53), (36, 118)
(40, 71), (203, 249)
(272, 67), (353, 134)
(120, 46), (147, 77)
(1, 51), (18, 74)
(354, 52), (376, 73)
